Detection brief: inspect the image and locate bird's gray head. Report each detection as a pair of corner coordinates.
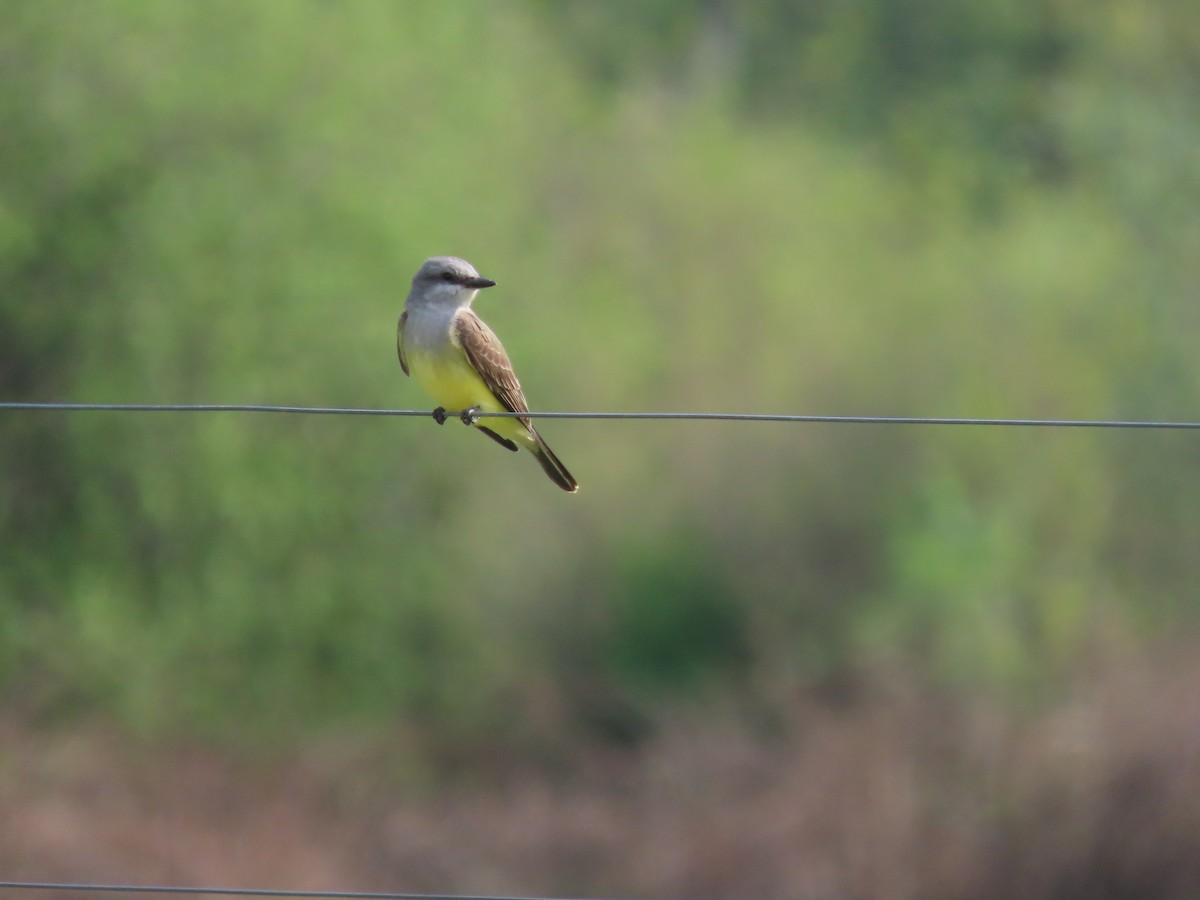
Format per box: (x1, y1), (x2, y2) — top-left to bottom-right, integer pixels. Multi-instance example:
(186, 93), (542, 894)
(408, 256), (496, 309)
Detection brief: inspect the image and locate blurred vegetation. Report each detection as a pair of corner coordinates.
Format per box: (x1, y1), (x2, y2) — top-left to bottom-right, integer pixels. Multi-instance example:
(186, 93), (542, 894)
(1, 0), (1199, 745)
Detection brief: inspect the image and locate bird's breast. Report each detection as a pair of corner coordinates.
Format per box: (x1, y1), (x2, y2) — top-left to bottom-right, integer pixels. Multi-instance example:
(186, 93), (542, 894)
(403, 308), (500, 413)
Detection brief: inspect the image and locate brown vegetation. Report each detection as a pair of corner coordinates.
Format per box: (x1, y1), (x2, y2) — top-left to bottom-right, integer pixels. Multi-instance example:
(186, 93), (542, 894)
(4, 639), (1199, 900)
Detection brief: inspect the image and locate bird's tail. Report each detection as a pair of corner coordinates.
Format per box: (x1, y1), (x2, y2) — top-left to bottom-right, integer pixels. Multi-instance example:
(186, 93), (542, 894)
(528, 428), (578, 493)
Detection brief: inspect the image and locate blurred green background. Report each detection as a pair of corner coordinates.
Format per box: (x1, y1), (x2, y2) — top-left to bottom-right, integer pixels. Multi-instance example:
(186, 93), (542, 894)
(2, 0), (1199, 753)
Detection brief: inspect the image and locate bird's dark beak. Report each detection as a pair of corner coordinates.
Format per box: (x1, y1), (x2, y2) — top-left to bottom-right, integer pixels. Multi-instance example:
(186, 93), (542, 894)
(466, 276), (496, 289)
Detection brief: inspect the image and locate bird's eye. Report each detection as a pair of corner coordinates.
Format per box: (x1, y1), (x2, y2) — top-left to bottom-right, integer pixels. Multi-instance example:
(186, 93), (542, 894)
(441, 272), (458, 283)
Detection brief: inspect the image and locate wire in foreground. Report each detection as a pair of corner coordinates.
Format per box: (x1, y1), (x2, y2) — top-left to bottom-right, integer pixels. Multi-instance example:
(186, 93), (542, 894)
(0, 881), (580, 900)
(2, 401), (1199, 430)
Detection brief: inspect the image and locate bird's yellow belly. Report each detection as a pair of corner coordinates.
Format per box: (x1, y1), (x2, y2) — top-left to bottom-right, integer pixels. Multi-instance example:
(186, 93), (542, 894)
(406, 346), (523, 441)
(409, 349), (491, 410)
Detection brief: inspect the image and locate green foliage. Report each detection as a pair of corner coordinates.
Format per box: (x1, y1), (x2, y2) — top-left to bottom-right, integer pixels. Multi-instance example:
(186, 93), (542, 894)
(1, 0), (1199, 744)
(601, 531), (749, 694)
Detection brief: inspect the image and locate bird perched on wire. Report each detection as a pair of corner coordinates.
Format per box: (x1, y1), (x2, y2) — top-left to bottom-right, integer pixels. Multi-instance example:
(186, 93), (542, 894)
(397, 256), (578, 492)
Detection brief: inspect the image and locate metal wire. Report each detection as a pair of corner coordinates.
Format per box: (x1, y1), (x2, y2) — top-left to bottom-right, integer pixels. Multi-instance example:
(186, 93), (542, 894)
(2, 401), (1199, 429)
(0, 881), (582, 900)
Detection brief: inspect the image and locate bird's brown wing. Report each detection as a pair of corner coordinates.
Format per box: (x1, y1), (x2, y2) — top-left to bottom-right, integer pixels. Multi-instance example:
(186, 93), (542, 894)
(454, 309), (531, 424)
(396, 311), (410, 375)
(398, 314), (412, 376)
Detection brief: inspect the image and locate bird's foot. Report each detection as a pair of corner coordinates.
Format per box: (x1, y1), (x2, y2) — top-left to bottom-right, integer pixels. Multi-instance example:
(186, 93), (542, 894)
(460, 406), (481, 426)
(431, 406), (448, 425)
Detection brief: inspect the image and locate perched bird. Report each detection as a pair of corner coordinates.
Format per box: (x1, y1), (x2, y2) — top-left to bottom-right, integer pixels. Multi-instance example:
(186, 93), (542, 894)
(397, 256), (578, 492)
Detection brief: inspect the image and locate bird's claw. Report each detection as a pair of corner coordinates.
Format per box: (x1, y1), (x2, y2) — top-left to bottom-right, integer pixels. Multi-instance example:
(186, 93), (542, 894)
(432, 406), (448, 425)
(460, 406), (481, 425)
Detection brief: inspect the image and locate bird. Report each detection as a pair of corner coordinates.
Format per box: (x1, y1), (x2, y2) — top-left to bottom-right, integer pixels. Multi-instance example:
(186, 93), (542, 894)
(397, 256), (578, 492)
